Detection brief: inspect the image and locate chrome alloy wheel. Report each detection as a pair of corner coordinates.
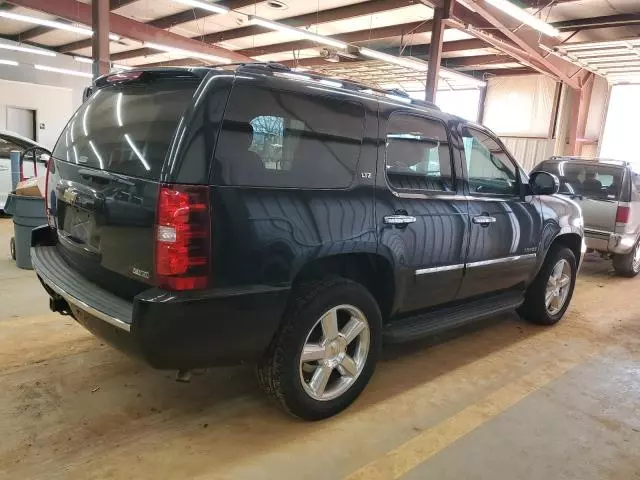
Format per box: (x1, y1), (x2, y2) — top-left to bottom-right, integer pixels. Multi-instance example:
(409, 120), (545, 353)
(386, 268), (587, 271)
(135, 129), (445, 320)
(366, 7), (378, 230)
(545, 259), (572, 316)
(299, 305), (370, 402)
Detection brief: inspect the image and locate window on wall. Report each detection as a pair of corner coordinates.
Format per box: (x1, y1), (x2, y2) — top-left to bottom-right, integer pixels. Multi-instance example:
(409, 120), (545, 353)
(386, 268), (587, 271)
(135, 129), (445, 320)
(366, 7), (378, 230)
(214, 85), (365, 188)
(385, 113), (454, 192)
(462, 126), (518, 196)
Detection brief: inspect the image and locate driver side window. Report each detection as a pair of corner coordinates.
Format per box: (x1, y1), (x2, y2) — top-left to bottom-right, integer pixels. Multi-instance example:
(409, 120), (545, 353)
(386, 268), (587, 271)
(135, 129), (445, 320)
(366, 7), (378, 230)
(462, 127), (518, 196)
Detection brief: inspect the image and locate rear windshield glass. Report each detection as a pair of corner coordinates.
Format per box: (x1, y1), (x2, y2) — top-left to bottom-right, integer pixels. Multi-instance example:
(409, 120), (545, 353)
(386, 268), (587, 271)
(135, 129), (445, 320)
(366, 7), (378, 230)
(52, 78), (200, 179)
(540, 162), (624, 200)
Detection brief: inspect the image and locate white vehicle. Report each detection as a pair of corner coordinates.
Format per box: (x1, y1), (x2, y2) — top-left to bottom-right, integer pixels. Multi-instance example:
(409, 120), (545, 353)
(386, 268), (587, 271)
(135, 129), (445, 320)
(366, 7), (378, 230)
(0, 130), (50, 211)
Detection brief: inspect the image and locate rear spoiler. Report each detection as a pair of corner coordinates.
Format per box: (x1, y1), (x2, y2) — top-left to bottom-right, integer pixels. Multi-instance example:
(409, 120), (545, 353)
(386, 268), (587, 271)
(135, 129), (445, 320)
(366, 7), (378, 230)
(92, 68), (209, 90)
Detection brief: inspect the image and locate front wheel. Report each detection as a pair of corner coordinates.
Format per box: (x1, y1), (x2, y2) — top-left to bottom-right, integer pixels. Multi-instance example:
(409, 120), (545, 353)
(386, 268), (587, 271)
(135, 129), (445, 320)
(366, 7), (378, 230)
(612, 240), (640, 277)
(518, 246), (577, 325)
(257, 278), (381, 420)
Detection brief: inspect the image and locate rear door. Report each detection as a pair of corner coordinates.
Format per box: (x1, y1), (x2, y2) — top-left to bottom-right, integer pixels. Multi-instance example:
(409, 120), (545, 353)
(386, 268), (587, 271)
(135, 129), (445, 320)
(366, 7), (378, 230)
(552, 161), (624, 233)
(48, 71), (206, 298)
(456, 124), (540, 299)
(376, 110), (468, 313)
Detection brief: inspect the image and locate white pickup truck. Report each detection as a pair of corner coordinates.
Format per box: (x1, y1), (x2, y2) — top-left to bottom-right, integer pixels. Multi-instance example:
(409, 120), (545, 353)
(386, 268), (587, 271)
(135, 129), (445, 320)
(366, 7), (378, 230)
(0, 130), (50, 212)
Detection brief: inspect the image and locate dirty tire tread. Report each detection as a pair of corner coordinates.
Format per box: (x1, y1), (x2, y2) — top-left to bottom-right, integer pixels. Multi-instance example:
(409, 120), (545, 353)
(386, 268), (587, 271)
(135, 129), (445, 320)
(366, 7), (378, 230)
(256, 277), (381, 420)
(518, 246), (576, 326)
(612, 245), (640, 277)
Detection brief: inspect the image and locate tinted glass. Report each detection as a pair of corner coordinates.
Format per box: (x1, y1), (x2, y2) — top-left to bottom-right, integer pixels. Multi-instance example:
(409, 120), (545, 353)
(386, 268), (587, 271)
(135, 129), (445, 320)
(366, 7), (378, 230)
(385, 113), (453, 192)
(463, 127), (518, 195)
(540, 161), (624, 199)
(52, 78), (200, 180)
(214, 84), (364, 188)
(0, 138), (22, 157)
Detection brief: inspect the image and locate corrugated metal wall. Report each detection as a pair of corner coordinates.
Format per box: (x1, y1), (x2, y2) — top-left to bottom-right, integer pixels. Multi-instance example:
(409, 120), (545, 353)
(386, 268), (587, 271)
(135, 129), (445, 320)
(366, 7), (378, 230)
(500, 136), (555, 172)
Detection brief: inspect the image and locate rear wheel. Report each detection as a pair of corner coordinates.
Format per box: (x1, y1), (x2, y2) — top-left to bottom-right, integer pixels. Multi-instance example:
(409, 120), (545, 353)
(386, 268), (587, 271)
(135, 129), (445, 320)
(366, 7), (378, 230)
(518, 246), (577, 325)
(9, 237), (15, 261)
(612, 240), (640, 277)
(257, 278), (381, 420)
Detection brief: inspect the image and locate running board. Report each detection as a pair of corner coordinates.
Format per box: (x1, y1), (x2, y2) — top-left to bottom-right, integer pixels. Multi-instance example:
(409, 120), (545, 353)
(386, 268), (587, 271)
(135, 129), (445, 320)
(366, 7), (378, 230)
(383, 291), (524, 343)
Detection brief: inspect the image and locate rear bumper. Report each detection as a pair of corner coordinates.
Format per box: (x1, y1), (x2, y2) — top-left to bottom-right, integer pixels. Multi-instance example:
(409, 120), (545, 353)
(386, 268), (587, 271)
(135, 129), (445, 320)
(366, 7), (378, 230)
(31, 226), (289, 369)
(584, 229), (637, 255)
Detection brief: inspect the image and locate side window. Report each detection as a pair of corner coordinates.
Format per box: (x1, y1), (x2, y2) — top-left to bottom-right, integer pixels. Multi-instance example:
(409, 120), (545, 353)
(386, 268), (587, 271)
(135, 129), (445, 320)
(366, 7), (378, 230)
(462, 126), (518, 196)
(385, 113), (453, 192)
(0, 138), (23, 157)
(214, 84), (365, 188)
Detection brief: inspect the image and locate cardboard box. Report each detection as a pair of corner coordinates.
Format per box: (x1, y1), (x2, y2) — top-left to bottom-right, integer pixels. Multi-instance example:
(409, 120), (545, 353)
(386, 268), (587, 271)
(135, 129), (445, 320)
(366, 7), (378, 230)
(15, 175), (46, 197)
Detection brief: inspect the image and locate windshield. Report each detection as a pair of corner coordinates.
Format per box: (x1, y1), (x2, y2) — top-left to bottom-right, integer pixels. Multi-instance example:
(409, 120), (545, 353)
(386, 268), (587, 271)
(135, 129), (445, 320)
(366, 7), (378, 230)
(52, 77), (200, 180)
(542, 161), (624, 200)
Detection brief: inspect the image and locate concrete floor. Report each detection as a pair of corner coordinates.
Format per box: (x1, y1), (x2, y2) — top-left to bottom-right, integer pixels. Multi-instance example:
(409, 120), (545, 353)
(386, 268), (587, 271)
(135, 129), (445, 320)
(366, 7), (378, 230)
(0, 217), (639, 480)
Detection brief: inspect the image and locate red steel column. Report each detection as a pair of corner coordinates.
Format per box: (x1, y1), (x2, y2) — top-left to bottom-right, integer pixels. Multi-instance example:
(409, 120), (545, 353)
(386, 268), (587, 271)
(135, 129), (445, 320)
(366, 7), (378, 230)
(567, 73), (595, 155)
(425, 0), (452, 103)
(92, 0), (110, 78)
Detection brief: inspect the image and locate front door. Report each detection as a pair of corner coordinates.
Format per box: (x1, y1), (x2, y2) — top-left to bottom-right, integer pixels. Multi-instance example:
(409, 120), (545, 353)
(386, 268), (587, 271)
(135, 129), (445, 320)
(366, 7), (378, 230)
(456, 125), (541, 299)
(377, 110), (468, 314)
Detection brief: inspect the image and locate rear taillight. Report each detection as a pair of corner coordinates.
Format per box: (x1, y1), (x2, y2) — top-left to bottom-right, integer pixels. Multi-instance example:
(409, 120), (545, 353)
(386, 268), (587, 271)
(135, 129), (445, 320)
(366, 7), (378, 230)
(155, 184), (211, 291)
(616, 205), (630, 224)
(44, 158), (55, 227)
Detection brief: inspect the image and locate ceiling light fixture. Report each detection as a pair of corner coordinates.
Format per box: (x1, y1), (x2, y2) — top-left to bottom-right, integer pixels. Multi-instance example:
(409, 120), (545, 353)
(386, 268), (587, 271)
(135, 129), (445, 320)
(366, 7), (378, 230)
(0, 11), (92, 35)
(249, 16), (348, 49)
(0, 43), (56, 57)
(358, 48), (485, 87)
(0, 59), (19, 66)
(145, 42), (232, 64)
(113, 64), (133, 71)
(0, 11), (123, 40)
(484, 0), (559, 37)
(440, 67), (486, 87)
(34, 64), (93, 78)
(74, 56), (92, 64)
(359, 47), (427, 71)
(172, 0), (229, 14)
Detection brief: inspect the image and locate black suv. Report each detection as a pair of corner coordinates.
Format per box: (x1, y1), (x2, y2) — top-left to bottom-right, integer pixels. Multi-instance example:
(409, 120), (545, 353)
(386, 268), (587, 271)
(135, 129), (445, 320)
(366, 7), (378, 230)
(32, 64), (584, 420)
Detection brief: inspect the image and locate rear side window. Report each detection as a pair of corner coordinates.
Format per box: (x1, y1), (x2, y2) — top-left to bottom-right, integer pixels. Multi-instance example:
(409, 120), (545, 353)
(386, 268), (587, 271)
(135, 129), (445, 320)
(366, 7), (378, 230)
(385, 113), (453, 192)
(52, 78), (200, 179)
(214, 84), (365, 188)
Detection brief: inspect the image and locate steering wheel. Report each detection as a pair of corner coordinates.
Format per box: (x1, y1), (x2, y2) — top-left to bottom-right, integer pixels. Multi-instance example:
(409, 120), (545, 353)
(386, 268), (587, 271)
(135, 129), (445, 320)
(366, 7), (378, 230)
(19, 146), (51, 181)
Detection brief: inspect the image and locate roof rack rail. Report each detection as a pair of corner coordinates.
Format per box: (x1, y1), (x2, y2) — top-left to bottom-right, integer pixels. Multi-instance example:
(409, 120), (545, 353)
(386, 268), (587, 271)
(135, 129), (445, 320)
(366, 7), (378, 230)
(550, 156), (630, 166)
(235, 62), (440, 111)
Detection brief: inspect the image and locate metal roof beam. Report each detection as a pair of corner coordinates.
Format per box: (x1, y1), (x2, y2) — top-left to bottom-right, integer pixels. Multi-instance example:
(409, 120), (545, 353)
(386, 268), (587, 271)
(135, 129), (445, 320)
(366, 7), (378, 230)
(104, 0), (419, 61)
(8, 0), (139, 42)
(554, 14), (640, 31)
(5, 0), (251, 62)
(448, 1), (587, 88)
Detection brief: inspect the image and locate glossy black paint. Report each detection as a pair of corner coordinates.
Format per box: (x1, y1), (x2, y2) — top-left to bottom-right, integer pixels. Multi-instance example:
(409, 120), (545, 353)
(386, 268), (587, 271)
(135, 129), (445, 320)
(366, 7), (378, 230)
(33, 64), (584, 370)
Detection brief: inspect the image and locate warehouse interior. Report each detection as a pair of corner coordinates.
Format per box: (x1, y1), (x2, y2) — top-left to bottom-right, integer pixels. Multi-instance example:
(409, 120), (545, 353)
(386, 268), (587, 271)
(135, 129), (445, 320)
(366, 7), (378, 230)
(0, 0), (640, 478)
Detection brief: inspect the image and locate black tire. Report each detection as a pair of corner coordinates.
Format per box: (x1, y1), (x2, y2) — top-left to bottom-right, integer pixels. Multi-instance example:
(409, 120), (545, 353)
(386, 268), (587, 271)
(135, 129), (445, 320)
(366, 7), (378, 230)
(518, 246), (577, 325)
(9, 237), (16, 261)
(612, 241), (640, 277)
(257, 277), (382, 421)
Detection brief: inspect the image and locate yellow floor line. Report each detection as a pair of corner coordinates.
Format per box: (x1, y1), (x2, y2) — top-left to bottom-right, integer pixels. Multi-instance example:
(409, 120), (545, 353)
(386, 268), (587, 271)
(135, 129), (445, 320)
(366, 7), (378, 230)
(344, 350), (599, 480)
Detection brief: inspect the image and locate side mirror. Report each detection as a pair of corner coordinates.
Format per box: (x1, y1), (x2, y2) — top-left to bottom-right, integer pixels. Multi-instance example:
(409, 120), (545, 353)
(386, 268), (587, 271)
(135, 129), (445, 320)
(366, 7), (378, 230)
(529, 171), (560, 195)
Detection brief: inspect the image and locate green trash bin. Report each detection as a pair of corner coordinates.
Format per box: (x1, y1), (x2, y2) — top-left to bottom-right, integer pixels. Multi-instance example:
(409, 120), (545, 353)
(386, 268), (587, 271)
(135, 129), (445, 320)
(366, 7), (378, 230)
(4, 193), (47, 270)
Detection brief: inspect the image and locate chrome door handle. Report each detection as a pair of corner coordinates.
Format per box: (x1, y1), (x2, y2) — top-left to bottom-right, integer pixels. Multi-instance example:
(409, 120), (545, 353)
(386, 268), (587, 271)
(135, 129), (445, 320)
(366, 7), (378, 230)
(472, 215), (497, 226)
(384, 215), (417, 226)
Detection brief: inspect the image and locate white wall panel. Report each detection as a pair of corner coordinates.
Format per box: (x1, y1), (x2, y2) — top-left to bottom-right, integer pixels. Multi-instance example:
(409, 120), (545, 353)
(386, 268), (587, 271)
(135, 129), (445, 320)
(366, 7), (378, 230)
(501, 136), (554, 172)
(0, 79), (73, 150)
(484, 75), (556, 137)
